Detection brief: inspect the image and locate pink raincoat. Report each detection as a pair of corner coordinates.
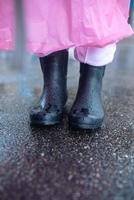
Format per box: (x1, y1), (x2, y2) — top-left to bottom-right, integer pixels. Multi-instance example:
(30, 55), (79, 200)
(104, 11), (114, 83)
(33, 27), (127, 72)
(0, 0), (133, 55)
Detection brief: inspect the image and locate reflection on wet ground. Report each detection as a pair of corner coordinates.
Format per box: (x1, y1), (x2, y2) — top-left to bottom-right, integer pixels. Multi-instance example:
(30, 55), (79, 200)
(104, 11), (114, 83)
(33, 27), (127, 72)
(0, 37), (134, 200)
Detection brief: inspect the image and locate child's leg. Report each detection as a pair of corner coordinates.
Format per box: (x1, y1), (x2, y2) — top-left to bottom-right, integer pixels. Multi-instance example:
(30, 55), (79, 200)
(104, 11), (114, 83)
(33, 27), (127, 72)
(30, 50), (68, 126)
(69, 44), (116, 129)
(74, 44), (116, 67)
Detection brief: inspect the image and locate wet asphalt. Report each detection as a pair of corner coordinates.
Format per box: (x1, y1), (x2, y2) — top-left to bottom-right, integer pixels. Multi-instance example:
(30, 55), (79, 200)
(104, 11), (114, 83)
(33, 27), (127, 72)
(0, 36), (134, 200)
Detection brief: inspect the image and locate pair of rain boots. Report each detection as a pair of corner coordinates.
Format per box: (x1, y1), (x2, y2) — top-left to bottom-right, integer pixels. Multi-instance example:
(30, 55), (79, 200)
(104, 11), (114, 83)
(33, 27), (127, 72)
(30, 50), (105, 129)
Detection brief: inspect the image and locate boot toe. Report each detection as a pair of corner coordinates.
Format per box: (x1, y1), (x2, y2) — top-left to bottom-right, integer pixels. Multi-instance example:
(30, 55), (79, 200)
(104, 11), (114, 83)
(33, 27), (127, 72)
(30, 110), (62, 126)
(69, 113), (104, 129)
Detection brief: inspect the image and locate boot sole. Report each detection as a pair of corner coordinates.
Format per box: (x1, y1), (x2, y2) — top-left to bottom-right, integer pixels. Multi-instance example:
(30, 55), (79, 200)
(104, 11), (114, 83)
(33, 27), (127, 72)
(69, 121), (103, 130)
(30, 119), (61, 126)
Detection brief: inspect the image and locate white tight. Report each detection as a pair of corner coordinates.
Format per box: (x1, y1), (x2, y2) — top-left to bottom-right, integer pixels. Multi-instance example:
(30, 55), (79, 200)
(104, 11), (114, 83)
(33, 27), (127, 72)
(75, 43), (116, 66)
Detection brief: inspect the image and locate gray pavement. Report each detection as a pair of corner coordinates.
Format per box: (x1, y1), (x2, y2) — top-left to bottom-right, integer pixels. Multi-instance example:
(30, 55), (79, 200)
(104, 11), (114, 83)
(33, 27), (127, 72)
(0, 36), (134, 200)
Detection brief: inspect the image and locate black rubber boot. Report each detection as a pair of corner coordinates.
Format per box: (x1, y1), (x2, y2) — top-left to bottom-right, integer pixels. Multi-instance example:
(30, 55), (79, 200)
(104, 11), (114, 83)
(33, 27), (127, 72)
(69, 63), (105, 129)
(30, 50), (68, 126)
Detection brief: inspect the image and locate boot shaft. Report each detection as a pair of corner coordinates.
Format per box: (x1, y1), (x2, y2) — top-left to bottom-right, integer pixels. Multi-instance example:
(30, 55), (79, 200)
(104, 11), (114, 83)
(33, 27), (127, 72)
(80, 63), (105, 80)
(40, 50), (68, 82)
(79, 63), (105, 92)
(39, 50), (68, 106)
